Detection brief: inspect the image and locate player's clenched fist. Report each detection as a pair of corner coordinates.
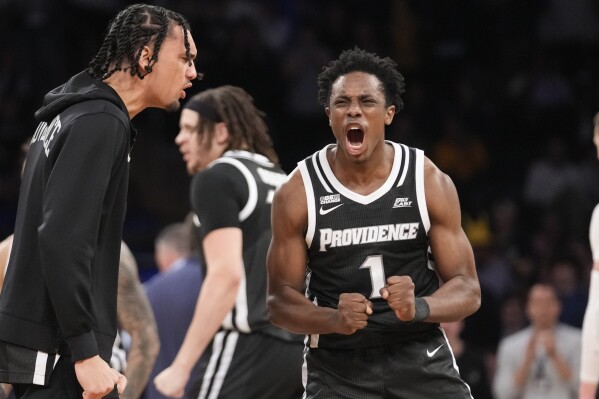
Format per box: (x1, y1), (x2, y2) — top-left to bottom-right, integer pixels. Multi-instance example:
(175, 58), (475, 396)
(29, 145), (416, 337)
(75, 355), (127, 399)
(154, 364), (190, 399)
(380, 276), (416, 322)
(335, 293), (373, 335)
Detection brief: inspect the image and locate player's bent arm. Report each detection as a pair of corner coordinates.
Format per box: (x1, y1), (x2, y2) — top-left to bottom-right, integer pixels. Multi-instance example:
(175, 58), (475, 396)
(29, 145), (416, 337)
(267, 172), (351, 335)
(117, 242), (159, 399)
(154, 227), (243, 398)
(423, 158), (481, 322)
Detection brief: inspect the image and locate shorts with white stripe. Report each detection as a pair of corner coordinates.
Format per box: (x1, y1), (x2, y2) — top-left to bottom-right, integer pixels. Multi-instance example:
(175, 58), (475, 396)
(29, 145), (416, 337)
(0, 342), (58, 386)
(303, 328), (472, 399)
(11, 356), (119, 399)
(188, 330), (303, 399)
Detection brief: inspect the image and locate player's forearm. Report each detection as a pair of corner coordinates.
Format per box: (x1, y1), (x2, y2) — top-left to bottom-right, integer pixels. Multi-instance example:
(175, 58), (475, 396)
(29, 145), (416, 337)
(172, 271), (240, 372)
(513, 362), (532, 389)
(425, 275), (480, 322)
(121, 327), (159, 399)
(267, 288), (339, 335)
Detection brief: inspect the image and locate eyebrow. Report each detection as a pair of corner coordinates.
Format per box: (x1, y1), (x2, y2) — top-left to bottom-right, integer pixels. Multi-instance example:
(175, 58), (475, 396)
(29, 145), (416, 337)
(335, 94), (376, 100)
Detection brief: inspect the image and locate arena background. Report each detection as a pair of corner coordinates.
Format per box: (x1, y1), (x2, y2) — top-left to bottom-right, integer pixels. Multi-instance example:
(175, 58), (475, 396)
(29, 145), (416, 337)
(1, 0), (599, 357)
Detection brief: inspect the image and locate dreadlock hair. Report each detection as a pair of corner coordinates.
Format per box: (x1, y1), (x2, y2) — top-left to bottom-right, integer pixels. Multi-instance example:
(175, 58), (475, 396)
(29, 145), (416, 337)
(317, 47), (405, 111)
(88, 4), (192, 80)
(186, 86), (279, 165)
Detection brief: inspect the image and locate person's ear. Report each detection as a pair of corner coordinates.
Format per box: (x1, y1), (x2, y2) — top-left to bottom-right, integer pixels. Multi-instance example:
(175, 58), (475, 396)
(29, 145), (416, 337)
(325, 107), (331, 125)
(214, 122), (229, 145)
(138, 46), (154, 74)
(385, 105), (396, 125)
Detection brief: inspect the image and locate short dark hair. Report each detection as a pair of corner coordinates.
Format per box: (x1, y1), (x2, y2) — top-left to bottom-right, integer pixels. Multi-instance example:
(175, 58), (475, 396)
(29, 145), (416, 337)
(317, 47), (405, 110)
(88, 4), (192, 80)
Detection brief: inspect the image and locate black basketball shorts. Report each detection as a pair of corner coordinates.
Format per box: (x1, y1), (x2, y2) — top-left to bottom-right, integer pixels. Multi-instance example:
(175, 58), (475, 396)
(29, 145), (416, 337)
(304, 327), (472, 399)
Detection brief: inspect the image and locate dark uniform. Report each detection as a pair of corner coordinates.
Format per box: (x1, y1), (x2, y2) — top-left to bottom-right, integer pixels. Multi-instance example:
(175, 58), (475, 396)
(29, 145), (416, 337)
(187, 150), (303, 399)
(298, 142), (472, 398)
(0, 71), (133, 399)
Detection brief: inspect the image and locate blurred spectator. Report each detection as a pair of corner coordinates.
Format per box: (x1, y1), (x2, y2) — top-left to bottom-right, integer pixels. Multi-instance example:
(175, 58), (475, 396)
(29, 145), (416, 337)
(493, 284), (581, 399)
(144, 219), (203, 399)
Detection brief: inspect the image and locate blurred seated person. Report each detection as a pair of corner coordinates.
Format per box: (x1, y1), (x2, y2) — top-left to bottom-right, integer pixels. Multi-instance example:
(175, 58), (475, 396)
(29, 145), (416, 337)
(493, 283), (581, 399)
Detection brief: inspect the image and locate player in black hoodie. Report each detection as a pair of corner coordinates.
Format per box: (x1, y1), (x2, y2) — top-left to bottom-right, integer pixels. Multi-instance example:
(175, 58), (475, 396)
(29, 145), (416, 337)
(0, 4), (198, 399)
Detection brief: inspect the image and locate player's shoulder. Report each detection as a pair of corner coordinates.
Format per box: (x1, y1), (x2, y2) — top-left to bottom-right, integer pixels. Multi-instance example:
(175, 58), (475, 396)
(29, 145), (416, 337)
(423, 156), (458, 198)
(192, 161), (237, 186)
(274, 167), (304, 204)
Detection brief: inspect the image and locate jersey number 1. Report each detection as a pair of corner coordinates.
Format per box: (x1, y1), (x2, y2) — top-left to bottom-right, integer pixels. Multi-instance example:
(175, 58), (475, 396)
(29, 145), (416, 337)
(359, 255), (386, 298)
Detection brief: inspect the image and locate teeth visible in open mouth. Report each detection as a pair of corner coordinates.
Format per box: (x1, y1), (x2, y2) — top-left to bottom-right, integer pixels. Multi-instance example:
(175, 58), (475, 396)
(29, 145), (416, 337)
(348, 128), (364, 146)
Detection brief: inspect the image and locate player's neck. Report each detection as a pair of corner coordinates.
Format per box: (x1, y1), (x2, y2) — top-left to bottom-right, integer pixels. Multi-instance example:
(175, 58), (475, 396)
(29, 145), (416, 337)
(328, 142), (394, 195)
(104, 72), (147, 119)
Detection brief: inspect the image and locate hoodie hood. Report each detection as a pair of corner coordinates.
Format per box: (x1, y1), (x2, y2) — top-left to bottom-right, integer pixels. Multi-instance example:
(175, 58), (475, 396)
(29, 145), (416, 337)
(35, 71), (129, 123)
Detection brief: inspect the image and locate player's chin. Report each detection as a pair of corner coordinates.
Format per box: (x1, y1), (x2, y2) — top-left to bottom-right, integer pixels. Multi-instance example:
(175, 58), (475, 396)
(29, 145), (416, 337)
(165, 100), (182, 113)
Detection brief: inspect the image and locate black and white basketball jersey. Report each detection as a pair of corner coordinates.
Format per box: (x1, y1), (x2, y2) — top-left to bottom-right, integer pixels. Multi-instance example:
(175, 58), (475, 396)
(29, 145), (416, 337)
(191, 150), (299, 342)
(299, 141), (439, 349)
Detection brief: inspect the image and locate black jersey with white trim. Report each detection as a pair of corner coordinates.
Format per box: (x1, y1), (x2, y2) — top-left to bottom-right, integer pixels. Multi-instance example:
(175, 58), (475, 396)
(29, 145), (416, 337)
(299, 141), (439, 349)
(191, 150), (300, 342)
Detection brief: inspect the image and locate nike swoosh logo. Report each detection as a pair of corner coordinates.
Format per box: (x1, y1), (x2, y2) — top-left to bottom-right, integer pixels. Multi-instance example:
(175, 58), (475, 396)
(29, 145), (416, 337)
(427, 344), (443, 357)
(319, 204), (344, 215)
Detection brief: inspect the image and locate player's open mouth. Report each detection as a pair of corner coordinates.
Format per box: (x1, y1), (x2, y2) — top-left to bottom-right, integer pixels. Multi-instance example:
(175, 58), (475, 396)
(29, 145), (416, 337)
(347, 127), (364, 147)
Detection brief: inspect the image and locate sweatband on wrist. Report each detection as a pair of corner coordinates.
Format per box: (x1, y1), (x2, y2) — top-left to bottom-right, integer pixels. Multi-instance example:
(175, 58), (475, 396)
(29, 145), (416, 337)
(408, 297), (430, 323)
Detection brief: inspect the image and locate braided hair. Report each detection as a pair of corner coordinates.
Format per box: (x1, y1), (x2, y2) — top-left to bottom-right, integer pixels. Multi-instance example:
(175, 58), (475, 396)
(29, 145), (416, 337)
(187, 86), (279, 165)
(88, 4), (192, 80)
(317, 47), (405, 111)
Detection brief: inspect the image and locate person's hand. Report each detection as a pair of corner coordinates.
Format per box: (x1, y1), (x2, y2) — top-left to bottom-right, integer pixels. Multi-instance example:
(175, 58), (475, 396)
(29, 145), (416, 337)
(154, 364), (190, 399)
(75, 355), (126, 399)
(380, 276), (416, 321)
(537, 330), (557, 357)
(524, 333), (537, 361)
(335, 293), (373, 334)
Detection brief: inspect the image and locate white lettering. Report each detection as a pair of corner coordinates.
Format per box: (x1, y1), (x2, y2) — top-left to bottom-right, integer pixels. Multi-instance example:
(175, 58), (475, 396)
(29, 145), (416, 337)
(318, 223), (420, 252)
(320, 228), (332, 251)
(257, 168), (287, 187)
(30, 116), (62, 157)
(319, 194), (341, 204)
(367, 226), (378, 243)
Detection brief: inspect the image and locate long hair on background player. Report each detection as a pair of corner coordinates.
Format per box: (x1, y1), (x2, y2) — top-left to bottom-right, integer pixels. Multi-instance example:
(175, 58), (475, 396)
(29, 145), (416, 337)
(88, 4), (193, 80)
(187, 86), (280, 165)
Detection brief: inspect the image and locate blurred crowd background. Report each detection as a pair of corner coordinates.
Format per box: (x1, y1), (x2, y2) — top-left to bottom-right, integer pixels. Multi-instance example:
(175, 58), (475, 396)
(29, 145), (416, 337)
(1, 0), (599, 391)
